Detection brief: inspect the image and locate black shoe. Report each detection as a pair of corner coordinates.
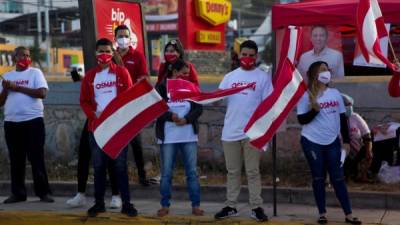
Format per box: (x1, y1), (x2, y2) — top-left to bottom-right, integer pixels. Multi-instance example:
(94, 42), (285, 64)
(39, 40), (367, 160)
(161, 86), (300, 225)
(318, 216), (328, 224)
(214, 206), (238, 219)
(251, 207), (268, 222)
(3, 195), (26, 204)
(87, 203), (106, 217)
(121, 203), (138, 217)
(139, 177), (150, 187)
(345, 217), (362, 224)
(40, 195), (54, 203)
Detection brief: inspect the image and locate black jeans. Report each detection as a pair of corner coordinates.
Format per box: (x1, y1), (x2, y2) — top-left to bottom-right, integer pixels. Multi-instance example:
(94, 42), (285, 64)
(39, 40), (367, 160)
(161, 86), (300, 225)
(77, 120), (118, 195)
(130, 134), (146, 179)
(4, 117), (51, 199)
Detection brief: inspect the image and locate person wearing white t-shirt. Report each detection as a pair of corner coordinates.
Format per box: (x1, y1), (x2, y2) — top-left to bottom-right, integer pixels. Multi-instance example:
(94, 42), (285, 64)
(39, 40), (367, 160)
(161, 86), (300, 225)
(0, 46), (53, 204)
(79, 38), (136, 217)
(155, 59), (204, 217)
(341, 94), (372, 182)
(214, 40), (273, 222)
(297, 61), (361, 225)
(297, 26), (344, 81)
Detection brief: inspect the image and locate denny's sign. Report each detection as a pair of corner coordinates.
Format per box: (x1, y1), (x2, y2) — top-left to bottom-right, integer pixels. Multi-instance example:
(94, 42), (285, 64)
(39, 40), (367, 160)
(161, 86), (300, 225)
(178, 0), (230, 51)
(195, 0), (231, 26)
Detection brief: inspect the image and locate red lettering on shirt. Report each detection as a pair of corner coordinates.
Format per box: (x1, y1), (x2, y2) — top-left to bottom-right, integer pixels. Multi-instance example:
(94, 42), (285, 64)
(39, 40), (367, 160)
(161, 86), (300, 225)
(319, 100), (339, 109)
(95, 81), (116, 89)
(231, 81), (256, 91)
(15, 80), (29, 86)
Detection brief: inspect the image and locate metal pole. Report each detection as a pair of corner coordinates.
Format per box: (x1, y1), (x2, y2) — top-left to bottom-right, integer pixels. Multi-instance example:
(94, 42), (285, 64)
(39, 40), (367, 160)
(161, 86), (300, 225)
(45, 0), (51, 71)
(272, 135), (277, 216)
(37, 0), (42, 44)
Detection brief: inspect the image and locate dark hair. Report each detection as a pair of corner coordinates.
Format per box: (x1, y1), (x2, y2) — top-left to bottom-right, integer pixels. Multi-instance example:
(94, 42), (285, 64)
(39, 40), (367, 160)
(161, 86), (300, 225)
(307, 61), (329, 97)
(164, 39), (185, 59)
(167, 59), (188, 78)
(96, 38), (113, 50)
(114, 25), (130, 37)
(240, 40), (258, 54)
(13, 46), (29, 59)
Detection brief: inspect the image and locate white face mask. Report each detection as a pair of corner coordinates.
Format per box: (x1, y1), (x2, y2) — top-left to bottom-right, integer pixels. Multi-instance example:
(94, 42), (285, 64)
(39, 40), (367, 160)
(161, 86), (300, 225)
(318, 71), (331, 84)
(117, 37), (131, 49)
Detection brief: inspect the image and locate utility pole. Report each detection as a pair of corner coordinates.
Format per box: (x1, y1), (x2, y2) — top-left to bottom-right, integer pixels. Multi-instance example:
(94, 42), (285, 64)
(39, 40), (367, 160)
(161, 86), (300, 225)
(45, 0), (51, 72)
(37, 0), (42, 45)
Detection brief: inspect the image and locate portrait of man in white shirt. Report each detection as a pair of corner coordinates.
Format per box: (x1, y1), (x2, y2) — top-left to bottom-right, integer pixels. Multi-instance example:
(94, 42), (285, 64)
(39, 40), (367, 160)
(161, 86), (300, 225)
(297, 25), (345, 81)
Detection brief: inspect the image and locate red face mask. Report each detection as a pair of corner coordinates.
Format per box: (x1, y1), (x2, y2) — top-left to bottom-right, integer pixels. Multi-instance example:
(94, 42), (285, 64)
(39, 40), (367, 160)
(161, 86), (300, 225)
(16, 58), (31, 70)
(96, 53), (113, 65)
(164, 53), (178, 63)
(240, 56), (256, 70)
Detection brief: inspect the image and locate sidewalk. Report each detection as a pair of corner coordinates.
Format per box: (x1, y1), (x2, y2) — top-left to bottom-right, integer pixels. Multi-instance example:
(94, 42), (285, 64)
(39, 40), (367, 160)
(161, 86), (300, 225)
(0, 196), (398, 225)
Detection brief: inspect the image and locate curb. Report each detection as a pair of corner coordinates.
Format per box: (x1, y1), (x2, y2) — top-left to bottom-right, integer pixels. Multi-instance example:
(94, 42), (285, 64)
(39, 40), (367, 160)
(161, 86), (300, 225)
(0, 181), (398, 210)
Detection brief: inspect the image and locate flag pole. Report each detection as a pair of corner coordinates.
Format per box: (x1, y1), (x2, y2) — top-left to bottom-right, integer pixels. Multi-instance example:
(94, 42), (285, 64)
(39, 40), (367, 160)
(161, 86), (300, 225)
(388, 38), (400, 66)
(271, 12), (278, 217)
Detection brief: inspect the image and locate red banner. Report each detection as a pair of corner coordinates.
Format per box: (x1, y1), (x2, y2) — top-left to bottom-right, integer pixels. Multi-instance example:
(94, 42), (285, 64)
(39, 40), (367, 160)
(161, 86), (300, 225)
(94, 0), (146, 57)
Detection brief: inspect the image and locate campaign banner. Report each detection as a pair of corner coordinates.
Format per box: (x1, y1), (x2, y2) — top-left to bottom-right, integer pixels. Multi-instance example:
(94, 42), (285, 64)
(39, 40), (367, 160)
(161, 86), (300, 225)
(94, 0), (146, 57)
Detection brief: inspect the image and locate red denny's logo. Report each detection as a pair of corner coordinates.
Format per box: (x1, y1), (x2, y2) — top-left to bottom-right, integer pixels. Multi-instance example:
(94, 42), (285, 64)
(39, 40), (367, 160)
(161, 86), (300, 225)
(96, 81), (116, 89)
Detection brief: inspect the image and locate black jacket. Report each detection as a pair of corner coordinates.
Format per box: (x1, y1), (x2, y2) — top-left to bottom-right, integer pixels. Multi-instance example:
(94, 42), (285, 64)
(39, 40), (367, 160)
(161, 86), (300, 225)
(155, 81), (203, 142)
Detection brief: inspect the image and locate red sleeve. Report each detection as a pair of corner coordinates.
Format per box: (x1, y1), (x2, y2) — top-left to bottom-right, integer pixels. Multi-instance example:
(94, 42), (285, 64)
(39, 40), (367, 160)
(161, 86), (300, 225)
(388, 72), (400, 97)
(135, 52), (149, 78)
(79, 72), (96, 121)
(120, 67), (133, 91)
(189, 63), (200, 86)
(157, 63), (167, 85)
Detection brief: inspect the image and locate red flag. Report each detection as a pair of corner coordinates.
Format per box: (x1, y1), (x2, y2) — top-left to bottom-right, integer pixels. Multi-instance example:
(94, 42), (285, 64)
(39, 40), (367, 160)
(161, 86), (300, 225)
(93, 79), (168, 159)
(167, 79), (255, 105)
(245, 26), (304, 150)
(356, 0), (396, 70)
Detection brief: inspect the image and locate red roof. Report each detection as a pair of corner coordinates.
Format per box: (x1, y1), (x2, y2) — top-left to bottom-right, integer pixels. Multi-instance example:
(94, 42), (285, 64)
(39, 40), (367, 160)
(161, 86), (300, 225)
(272, 0), (400, 30)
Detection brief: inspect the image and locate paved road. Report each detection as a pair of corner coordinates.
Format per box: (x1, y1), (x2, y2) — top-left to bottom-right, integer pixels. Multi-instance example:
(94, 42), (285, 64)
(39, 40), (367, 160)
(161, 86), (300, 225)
(0, 196), (398, 225)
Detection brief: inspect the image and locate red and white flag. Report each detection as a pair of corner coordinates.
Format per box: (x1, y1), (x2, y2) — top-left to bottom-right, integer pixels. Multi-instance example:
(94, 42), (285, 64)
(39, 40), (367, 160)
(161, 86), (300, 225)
(245, 26), (306, 150)
(93, 79), (168, 159)
(168, 79), (255, 105)
(356, 0), (396, 70)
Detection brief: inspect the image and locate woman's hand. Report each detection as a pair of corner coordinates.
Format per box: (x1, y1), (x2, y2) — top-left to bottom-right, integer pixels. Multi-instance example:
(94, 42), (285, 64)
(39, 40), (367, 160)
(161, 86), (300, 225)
(175, 118), (187, 126)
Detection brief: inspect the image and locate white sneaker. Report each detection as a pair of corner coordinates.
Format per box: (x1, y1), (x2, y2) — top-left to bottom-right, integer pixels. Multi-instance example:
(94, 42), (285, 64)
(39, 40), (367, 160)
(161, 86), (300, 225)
(66, 193), (86, 208)
(110, 195), (122, 209)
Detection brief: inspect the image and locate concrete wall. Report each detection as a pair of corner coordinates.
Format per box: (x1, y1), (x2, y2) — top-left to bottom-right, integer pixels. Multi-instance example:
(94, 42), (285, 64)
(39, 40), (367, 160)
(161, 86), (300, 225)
(0, 79), (399, 181)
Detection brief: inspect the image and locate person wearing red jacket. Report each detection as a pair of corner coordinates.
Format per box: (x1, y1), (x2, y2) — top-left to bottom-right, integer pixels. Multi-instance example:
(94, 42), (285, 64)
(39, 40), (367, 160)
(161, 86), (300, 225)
(113, 25), (150, 186)
(80, 38), (136, 217)
(156, 39), (199, 86)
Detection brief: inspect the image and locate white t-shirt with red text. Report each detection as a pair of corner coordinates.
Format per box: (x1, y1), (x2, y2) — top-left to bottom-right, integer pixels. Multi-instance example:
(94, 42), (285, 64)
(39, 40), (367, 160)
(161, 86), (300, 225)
(159, 99), (198, 144)
(348, 112), (370, 153)
(297, 88), (346, 145)
(219, 67), (273, 141)
(93, 68), (117, 115)
(0, 67), (48, 122)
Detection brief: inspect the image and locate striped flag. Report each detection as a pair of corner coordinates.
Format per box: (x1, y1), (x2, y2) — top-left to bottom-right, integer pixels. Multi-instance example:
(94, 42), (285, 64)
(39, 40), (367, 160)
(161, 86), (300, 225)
(356, 0), (396, 70)
(93, 79), (168, 159)
(168, 79), (255, 105)
(245, 26), (305, 150)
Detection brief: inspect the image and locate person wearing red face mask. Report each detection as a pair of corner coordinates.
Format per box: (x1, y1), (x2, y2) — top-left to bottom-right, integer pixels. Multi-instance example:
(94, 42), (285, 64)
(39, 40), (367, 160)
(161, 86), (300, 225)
(0, 46), (53, 204)
(156, 39), (199, 86)
(80, 38), (137, 217)
(214, 40), (273, 222)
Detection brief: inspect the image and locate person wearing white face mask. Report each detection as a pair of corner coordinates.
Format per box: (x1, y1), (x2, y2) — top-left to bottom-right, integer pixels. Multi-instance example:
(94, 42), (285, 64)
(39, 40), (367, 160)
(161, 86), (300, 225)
(297, 61), (362, 225)
(113, 25), (150, 187)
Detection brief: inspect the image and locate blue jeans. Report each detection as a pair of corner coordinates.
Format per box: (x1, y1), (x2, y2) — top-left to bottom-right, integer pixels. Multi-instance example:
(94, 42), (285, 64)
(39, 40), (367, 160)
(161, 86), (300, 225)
(160, 142), (200, 207)
(89, 133), (130, 204)
(301, 136), (352, 215)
